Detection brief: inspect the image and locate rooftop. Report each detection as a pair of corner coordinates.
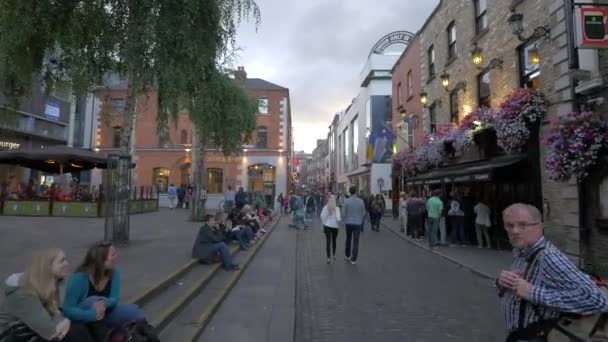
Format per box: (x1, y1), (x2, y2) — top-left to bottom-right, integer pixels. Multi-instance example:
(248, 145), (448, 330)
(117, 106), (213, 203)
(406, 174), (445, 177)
(245, 78), (288, 91)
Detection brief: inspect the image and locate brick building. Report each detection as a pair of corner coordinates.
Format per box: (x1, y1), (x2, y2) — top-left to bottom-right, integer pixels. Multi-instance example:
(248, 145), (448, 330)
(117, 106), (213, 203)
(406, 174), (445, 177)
(389, 0), (608, 273)
(92, 68), (292, 209)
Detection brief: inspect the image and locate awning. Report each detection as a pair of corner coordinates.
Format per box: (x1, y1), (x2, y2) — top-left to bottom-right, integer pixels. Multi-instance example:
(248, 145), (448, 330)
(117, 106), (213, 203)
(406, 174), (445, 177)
(405, 154), (527, 185)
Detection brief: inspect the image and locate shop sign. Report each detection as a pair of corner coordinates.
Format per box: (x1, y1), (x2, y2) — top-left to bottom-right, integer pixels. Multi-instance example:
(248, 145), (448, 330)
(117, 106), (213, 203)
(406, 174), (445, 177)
(44, 100), (60, 120)
(206, 155), (239, 163)
(453, 176), (470, 182)
(576, 6), (608, 49)
(0, 141), (20, 150)
(425, 179), (441, 185)
(473, 173), (490, 181)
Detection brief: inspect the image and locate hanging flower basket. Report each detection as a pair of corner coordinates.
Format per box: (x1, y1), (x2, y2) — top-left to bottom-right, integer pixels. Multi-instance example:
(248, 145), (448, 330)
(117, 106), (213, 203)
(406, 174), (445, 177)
(545, 111), (608, 182)
(495, 88), (548, 154)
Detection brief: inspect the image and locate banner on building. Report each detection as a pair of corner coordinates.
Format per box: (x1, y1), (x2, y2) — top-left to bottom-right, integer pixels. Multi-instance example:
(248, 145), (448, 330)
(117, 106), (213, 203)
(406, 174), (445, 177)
(575, 5), (608, 49)
(366, 126), (396, 164)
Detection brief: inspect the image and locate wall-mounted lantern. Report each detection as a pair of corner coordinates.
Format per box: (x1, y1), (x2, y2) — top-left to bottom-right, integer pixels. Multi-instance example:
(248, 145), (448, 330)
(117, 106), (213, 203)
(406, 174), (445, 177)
(420, 92), (428, 106)
(440, 72), (450, 90)
(471, 44), (483, 66)
(508, 12), (550, 41)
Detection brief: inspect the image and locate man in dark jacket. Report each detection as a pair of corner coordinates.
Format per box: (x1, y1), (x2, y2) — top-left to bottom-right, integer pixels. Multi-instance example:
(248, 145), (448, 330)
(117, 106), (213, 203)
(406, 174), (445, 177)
(235, 187), (247, 210)
(191, 215), (239, 271)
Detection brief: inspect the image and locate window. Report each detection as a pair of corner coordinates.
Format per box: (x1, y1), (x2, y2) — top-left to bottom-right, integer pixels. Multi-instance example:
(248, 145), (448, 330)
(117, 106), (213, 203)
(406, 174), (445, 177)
(256, 126), (268, 148)
(112, 126), (122, 148)
(397, 83), (403, 106)
(343, 127), (349, 172)
(153, 167), (170, 193)
(447, 22), (457, 60)
(207, 168), (223, 194)
(428, 46), (435, 78)
(258, 98), (269, 114)
(520, 41), (541, 89)
(407, 71), (413, 99)
(351, 117), (358, 169)
(450, 91), (459, 124)
(111, 99), (125, 116)
(478, 70), (491, 108)
(180, 129), (188, 145)
(407, 122), (414, 149)
(429, 105), (437, 133)
(475, 0), (488, 34)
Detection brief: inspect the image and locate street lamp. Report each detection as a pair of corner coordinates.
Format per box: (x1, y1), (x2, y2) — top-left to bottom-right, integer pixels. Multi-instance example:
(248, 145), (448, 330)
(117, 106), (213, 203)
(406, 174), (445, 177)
(508, 12), (550, 41)
(440, 72), (450, 90)
(471, 44), (483, 66)
(420, 92), (428, 106)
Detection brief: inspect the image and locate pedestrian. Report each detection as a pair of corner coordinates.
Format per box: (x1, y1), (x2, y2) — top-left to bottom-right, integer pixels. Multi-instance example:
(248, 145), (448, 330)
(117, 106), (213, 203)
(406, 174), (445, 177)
(448, 195), (467, 246)
(399, 192), (408, 233)
(167, 183), (177, 210)
(497, 203), (608, 341)
(304, 192), (315, 222)
(425, 189), (443, 249)
(474, 198), (492, 248)
(184, 185), (192, 209)
(177, 185), (185, 208)
(224, 186), (236, 212)
(0, 248), (95, 342)
(320, 195), (341, 264)
(277, 193), (284, 213)
(341, 186), (366, 265)
(370, 194), (385, 232)
(235, 187), (246, 210)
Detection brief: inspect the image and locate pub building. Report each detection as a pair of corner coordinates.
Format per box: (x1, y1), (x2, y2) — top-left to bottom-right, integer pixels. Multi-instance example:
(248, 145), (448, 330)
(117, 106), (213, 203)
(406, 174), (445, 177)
(0, 78), (74, 195)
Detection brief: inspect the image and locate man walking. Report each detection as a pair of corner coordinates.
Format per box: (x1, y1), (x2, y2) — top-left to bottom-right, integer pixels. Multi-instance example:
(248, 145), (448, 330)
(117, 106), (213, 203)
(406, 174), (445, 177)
(425, 189), (443, 248)
(497, 203), (608, 341)
(224, 186), (236, 211)
(341, 186), (366, 265)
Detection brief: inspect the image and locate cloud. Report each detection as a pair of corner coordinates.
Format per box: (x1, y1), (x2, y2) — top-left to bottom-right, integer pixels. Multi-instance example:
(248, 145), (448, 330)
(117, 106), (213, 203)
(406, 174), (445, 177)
(236, 0), (439, 152)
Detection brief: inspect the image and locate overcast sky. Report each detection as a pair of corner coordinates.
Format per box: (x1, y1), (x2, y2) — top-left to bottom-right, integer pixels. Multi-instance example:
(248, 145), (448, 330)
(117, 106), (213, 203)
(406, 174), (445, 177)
(235, 1), (439, 153)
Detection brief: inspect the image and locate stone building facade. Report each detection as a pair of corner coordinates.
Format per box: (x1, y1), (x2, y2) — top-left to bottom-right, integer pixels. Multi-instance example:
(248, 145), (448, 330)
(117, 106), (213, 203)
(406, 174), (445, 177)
(406, 0), (607, 272)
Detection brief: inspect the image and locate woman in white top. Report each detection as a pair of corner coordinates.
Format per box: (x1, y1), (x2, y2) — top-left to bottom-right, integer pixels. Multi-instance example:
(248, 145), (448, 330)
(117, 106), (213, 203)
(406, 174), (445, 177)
(474, 199), (492, 248)
(320, 195), (341, 264)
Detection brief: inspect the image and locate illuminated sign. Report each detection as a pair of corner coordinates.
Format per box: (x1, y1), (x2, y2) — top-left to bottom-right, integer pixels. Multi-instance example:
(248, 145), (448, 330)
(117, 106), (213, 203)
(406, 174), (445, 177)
(576, 6), (608, 48)
(0, 141), (20, 150)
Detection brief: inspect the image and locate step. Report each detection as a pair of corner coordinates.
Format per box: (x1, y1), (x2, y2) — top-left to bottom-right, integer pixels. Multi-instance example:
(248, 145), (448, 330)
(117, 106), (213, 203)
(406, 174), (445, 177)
(158, 218), (282, 341)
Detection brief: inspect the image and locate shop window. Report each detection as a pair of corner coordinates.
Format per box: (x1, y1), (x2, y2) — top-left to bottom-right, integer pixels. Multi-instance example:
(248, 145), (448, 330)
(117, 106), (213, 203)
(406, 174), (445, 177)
(256, 126), (268, 148)
(112, 126), (122, 148)
(258, 98), (268, 114)
(180, 129), (188, 145)
(478, 70), (491, 108)
(207, 168), (223, 194)
(428, 45), (435, 78)
(111, 99), (125, 116)
(475, 0), (488, 34)
(450, 91), (459, 124)
(601, 175), (608, 218)
(520, 40), (541, 89)
(447, 21), (457, 60)
(153, 167), (170, 192)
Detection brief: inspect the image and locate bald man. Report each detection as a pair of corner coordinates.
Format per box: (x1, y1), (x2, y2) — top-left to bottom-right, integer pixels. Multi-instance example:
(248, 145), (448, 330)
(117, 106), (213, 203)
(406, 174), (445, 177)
(497, 203), (608, 341)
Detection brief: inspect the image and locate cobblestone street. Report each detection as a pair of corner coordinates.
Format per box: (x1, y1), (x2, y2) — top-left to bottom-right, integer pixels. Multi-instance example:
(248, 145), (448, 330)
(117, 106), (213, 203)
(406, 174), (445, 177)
(295, 219), (505, 342)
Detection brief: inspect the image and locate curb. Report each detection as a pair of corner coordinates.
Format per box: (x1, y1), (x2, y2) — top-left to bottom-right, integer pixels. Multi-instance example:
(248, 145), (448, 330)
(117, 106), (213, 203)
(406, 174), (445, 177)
(184, 215), (283, 342)
(382, 220), (494, 280)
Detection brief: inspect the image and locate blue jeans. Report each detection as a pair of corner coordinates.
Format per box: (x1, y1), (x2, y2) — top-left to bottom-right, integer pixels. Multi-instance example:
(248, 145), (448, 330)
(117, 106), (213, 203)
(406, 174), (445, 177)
(427, 217), (440, 247)
(212, 242), (234, 268)
(449, 216), (467, 244)
(80, 296), (144, 327)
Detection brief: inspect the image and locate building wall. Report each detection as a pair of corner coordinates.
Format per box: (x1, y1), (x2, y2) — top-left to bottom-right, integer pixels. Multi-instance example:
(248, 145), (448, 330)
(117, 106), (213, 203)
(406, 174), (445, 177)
(392, 34), (425, 151)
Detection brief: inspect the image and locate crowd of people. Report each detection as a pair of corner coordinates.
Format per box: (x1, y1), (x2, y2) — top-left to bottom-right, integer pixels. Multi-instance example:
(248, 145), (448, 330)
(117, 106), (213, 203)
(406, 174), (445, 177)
(0, 243), (158, 342)
(399, 189), (497, 250)
(1, 178), (102, 203)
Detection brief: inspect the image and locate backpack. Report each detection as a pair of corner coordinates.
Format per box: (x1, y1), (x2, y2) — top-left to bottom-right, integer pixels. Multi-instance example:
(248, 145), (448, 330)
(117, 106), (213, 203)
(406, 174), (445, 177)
(107, 321), (159, 342)
(510, 248), (608, 341)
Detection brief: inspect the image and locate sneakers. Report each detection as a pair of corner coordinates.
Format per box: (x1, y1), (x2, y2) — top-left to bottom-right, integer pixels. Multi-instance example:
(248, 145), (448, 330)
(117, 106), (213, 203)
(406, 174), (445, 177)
(327, 258), (331, 264)
(344, 255), (350, 261)
(225, 264), (240, 271)
(350, 260), (357, 265)
(332, 255), (336, 261)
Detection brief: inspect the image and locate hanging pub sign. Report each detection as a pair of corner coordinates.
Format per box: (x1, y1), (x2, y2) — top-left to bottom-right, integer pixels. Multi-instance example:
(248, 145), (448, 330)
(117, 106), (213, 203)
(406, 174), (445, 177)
(575, 5), (608, 49)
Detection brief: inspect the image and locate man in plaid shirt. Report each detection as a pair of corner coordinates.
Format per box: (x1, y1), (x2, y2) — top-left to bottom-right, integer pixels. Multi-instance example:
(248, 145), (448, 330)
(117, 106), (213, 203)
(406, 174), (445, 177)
(497, 203), (608, 341)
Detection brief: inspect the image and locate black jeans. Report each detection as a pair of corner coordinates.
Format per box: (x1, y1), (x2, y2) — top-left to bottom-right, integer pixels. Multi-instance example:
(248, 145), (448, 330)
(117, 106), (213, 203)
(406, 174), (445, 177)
(345, 224), (362, 261)
(323, 226), (339, 258)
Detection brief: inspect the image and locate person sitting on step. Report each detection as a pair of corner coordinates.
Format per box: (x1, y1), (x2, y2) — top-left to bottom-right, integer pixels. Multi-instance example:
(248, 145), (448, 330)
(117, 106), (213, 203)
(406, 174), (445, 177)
(191, 215), (240, 271)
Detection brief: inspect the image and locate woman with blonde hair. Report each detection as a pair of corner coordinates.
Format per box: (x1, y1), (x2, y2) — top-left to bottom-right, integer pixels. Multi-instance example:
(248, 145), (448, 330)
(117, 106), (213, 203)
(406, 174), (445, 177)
(0, 248), (93, 341)
(320, 195), (342, 264)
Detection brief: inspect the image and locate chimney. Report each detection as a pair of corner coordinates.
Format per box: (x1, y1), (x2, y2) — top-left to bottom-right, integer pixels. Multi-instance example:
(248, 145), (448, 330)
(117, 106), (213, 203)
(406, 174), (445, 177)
(234, 66), (247, 82)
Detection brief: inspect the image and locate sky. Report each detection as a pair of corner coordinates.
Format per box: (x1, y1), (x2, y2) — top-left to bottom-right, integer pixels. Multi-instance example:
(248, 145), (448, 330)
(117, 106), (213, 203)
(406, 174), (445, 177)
(235, 1), (439, 153)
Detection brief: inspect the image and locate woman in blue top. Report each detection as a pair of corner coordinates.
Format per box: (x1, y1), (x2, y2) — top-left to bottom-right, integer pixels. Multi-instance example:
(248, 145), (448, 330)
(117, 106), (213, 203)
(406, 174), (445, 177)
(62, 241), (145, 328)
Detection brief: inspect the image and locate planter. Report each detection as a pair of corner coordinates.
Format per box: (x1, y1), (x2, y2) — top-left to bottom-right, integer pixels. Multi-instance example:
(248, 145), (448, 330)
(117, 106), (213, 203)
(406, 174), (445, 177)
(473, 128), (497, 158)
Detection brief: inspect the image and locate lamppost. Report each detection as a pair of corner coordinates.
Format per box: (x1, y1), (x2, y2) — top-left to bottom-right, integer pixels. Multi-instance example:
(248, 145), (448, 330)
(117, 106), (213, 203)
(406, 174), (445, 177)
(470, 43), (503, 70)
(507, 12), (550, 42)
